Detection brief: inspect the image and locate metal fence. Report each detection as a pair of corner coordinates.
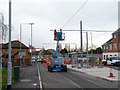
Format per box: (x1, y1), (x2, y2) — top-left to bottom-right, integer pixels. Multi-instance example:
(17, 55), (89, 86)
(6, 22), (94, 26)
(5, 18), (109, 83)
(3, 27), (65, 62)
(64, 53), (103, 68)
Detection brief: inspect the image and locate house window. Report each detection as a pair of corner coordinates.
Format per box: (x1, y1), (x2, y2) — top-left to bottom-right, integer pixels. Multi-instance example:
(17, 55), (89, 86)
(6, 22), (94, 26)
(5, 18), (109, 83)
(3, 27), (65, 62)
(106, 46), (108, 50)
(109, 44), (112, 50)
(104, 46), (105, 50)
(114, 34), (116, 38)
(113, 44), (117, 50)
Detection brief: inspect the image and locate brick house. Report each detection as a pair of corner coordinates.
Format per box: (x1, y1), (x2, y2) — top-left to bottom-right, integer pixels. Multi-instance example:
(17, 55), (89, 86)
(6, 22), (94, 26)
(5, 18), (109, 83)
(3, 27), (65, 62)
(102, 28), (120, 59)
(0, 40), (31, 67)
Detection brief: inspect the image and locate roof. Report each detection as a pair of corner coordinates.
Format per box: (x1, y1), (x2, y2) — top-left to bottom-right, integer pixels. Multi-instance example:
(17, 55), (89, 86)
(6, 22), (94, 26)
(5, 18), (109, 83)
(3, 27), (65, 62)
(32, 51), (40, 55)
(0, 40), (29, 49)
(102, 38), (113, 46)
(112, 28), (120, 35)
(42, 50), (53, 55)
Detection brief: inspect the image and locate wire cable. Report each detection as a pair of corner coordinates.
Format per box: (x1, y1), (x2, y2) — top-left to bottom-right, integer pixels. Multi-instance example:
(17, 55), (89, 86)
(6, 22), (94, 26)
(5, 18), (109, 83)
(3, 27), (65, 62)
(62, 0), (89, 29)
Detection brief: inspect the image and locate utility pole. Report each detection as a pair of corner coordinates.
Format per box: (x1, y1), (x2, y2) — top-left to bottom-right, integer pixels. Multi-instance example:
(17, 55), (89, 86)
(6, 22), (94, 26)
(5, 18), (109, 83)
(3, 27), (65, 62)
(29, 23), (34, 65)
(86, 32), (89, 67)
(80, 21), (83, 67)
(7, 0), (12, 88)
(20, 24), (22, 66)
(90, 33), (93, 66)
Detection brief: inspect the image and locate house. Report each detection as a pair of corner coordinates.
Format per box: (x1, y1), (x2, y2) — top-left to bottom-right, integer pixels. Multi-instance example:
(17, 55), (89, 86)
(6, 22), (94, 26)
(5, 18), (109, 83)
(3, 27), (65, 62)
(102, 28), (120, 60)
(0, 40), (31, 67)
(38, 49), (56, 59)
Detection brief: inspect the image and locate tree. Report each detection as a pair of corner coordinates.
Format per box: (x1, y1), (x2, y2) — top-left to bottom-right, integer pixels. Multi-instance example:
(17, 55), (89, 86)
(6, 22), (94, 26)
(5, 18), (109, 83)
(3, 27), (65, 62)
(0, 13), (9, 43)
(60, 48), (68, 55)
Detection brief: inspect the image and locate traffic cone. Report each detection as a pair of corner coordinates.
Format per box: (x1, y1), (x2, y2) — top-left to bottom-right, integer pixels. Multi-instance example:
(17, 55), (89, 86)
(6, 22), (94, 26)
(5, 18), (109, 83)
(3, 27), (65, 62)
(109, 66), (114, 77)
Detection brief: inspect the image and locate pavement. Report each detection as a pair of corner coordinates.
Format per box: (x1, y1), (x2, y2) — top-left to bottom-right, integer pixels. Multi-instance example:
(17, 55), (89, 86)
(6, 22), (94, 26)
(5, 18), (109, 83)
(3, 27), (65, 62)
(67, 64), (120, 82)
(11, 62), (40, 89)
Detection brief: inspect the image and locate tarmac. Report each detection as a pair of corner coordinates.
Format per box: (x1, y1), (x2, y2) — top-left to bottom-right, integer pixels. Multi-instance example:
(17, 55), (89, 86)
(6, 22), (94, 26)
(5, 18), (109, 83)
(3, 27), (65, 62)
(67, 64), (120, 82)
(11, 63), (40, 89)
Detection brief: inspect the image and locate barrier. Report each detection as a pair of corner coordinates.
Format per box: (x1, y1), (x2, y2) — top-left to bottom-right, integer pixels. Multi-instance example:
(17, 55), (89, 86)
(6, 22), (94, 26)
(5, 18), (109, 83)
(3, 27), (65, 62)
(64, 60), (71, 64)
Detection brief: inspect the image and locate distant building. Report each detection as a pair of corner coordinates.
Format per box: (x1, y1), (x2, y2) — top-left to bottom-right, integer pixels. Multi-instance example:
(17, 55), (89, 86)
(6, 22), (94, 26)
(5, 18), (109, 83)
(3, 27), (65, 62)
(38, 49), (56, 59)
(102, 29), (120, 59)
(0, 40), (31, 67)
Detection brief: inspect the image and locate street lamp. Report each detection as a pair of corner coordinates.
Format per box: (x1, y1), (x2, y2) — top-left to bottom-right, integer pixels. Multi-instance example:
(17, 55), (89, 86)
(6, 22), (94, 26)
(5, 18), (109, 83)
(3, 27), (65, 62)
(19, 23), (34, 66)
(7, 0), (12, 88)
(29, 23), (34, 66)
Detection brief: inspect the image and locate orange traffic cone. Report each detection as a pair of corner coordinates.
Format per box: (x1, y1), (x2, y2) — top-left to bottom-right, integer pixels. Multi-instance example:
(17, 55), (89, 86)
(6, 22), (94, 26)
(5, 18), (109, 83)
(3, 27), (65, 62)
(109, 66), (114, 77)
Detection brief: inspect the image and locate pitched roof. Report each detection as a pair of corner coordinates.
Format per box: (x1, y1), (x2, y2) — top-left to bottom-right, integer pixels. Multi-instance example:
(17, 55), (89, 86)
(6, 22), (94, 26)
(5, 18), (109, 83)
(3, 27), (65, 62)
(1, 40), (29, 49)
(112, 28), (120, 35)
(42, 50), (52, 55)
(102, 38), (113, 46)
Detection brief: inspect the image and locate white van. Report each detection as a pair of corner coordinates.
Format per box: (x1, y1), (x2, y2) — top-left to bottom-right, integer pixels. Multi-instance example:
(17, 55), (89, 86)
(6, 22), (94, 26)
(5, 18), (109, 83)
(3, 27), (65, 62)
(106, 57), (120, 66)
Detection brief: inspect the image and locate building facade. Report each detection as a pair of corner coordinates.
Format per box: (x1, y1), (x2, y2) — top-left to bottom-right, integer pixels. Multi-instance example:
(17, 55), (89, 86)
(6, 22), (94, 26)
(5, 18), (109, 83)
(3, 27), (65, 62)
(102, 29), (120, 59)
(0, 40), (31, 67)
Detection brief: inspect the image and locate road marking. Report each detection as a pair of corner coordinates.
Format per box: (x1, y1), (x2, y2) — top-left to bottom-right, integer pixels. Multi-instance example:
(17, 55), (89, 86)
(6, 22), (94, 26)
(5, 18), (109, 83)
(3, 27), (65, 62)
(65, 77), (82, 88)
(81, 77), (104, 88)
(37, 63), (43, 90)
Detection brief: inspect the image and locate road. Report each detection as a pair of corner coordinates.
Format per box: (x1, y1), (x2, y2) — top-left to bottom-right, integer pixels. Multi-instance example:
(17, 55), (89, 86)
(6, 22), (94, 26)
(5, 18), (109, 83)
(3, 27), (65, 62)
(38, 62), (119, 89)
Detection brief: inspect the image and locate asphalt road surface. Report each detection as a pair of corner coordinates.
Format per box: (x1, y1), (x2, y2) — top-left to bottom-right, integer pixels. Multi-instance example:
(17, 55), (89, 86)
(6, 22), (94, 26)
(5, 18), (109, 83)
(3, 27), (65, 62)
(38, 62), (119, 90)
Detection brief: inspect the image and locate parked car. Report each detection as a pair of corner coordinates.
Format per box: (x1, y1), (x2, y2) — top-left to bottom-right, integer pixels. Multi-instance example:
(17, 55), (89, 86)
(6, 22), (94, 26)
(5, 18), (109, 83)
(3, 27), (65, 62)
(37, 58), (41, 62)
(32, 59), (36, 63)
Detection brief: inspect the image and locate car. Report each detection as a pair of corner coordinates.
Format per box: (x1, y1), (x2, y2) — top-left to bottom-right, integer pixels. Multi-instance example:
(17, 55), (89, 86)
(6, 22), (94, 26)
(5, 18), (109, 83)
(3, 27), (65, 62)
(32, 59), (36, 63)
(37, 58), (41, 62)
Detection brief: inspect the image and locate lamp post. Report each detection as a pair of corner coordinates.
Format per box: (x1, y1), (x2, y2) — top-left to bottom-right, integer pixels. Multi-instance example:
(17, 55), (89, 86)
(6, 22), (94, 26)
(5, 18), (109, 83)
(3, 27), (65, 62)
(29, 23), (34, 65)
(19, 23), (34, 66)
(7, 0), (12, 88)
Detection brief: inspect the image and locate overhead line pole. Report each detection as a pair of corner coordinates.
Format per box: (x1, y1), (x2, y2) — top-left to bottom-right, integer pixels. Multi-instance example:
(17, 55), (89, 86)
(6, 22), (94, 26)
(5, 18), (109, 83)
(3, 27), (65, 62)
(80, 21), (83, 67)
(86, 32), (89, 68)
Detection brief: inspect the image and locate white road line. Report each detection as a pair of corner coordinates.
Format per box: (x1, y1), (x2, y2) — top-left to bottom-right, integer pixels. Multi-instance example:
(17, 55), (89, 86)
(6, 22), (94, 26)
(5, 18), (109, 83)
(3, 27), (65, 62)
(66, 77), (82, 88)
(37, 63), (43, 90)
(81, 78), (104, 88)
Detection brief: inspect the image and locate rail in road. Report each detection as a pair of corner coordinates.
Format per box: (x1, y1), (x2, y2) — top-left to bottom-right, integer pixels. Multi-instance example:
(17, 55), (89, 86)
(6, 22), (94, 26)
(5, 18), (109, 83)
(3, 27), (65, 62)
(37, 62), (119, 89)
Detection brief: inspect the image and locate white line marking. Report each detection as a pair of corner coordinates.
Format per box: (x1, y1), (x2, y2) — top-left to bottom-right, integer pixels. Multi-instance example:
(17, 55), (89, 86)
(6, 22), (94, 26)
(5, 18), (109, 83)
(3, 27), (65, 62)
(37, 63), (43, 90)
(65, 77), (82, 88)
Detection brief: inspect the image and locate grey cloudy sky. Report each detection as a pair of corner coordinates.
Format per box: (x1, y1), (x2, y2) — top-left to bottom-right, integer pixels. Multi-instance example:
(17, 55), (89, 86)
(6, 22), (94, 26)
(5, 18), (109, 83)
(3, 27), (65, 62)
(0, 0), (119, 50)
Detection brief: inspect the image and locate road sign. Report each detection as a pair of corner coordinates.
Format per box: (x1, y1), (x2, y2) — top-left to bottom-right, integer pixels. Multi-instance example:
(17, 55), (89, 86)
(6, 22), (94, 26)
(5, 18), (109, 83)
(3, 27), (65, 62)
(19, 52), (26, 57)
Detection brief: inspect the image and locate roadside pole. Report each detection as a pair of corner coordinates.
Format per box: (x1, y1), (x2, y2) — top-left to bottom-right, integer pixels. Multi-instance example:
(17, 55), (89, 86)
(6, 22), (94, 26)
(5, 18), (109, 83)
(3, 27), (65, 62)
(20, 24), (22, 66)
(29, 23), (34, 66)
(7, 0), (12, 88)
(90, 33), (93, 66)
(86, 32), (89, 67)
(80, 21), (83, 67)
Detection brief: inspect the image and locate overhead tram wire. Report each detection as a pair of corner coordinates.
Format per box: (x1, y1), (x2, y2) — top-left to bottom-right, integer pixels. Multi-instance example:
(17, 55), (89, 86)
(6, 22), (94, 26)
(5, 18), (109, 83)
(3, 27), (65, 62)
(50, 29), (113, 32)
(62, 0), (89, 29)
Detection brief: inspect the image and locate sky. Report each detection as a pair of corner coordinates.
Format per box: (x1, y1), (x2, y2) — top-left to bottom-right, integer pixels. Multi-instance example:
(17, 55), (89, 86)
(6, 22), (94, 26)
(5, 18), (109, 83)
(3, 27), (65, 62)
(0, 0), (119, 50)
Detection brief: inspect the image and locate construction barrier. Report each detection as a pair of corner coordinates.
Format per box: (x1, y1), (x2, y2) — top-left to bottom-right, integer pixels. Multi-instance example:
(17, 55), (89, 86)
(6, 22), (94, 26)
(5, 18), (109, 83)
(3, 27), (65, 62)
(64, 60), (71, 64)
